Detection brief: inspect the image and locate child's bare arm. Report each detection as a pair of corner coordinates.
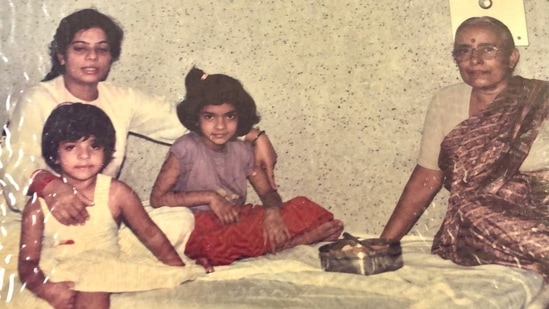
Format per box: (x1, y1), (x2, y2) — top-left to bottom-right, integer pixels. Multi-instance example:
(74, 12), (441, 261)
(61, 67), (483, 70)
(248, 166), (290, 252)
(19, 199), (49, 294)
(18, 199), (76, 307)
(112, 180), (185, 266)
(249, 166), (283, 209)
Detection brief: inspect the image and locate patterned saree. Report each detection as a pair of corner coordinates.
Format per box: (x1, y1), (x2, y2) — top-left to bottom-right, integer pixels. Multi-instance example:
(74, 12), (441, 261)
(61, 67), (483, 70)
(432, 76), (549, 278)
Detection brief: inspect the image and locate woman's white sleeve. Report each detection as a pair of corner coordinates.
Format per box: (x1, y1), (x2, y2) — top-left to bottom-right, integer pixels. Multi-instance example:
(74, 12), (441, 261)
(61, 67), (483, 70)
(0, 89), (55, 211)
(126, 88), (187, 144)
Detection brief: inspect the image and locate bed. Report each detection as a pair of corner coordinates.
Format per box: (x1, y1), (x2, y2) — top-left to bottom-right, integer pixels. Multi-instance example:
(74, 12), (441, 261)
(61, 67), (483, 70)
(1, 212), (548, 309)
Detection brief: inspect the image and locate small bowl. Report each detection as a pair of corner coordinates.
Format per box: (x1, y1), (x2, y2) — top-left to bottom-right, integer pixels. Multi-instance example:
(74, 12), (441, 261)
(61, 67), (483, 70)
(319, 238), (403, 275)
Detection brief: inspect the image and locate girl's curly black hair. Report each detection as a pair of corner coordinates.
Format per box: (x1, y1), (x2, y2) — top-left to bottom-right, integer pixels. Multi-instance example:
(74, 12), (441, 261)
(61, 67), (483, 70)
(42, 103), (116, 173)
(177, 67), (260, 137)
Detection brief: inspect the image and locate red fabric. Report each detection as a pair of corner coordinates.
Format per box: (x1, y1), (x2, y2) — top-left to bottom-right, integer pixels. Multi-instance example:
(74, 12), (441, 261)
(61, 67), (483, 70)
(28, 169), (59, 196)
(184, 196), (334, 266)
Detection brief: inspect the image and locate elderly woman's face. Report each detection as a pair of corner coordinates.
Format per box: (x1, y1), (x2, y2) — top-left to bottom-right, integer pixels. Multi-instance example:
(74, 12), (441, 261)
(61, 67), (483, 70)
(453, 25), (517, 91)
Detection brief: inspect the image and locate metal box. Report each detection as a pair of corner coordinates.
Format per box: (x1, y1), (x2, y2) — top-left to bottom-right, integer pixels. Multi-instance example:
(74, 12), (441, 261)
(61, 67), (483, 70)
(319, 238), (403, 275)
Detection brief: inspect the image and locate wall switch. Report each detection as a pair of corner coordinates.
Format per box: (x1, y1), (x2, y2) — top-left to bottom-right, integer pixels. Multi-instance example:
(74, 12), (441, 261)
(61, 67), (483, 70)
(449, 0), (529, 46)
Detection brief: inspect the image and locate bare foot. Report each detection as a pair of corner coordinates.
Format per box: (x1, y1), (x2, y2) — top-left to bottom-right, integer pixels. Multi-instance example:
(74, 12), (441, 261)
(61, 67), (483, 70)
(196, 257), (215, 273)
(286, 220), (343, 248)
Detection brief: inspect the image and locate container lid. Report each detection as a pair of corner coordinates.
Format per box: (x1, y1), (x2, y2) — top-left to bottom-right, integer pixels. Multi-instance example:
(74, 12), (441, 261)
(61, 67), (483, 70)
(318, 238), (402, 259)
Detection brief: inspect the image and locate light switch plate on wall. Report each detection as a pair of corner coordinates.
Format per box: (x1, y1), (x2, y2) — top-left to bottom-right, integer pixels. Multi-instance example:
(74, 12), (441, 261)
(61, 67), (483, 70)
(449, 0), (529, 46)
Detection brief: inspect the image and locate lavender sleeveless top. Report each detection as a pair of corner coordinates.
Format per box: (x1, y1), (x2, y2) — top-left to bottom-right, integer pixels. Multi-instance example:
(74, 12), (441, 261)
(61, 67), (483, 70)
(169, 132), (254, 212)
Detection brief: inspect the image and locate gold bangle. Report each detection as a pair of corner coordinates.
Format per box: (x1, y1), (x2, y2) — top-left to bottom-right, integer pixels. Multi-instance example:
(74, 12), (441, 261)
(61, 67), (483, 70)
(251, 130), (266, 146)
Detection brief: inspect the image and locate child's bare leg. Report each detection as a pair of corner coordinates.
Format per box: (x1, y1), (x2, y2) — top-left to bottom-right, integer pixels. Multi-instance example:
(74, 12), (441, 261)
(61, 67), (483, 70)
(284, 220), (343, 249)
(75, 291), (110, 309)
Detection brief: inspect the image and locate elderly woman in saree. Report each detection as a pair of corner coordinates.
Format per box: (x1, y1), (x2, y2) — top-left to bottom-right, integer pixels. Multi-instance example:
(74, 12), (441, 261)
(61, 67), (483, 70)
(380, 16), (549, 280)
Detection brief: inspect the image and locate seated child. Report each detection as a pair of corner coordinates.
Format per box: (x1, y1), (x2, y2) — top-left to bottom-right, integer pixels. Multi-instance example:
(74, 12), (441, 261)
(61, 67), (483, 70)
(18, 103), (201, 309)
(150, 67), (344, 271)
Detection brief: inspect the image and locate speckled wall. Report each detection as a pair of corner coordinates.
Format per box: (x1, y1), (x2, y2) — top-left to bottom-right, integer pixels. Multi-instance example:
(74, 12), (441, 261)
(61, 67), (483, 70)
(1, 0), (548, 237)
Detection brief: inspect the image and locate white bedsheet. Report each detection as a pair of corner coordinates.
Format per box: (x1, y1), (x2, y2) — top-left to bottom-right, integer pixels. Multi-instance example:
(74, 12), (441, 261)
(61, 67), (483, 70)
(0, 213), (546, 309)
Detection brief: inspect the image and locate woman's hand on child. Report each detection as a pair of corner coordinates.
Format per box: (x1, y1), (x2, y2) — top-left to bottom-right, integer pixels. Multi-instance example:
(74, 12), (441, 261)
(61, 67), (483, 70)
(209, 193), (239, 225)
(43, 178), (93, 225)
(39, 281), (76, 309)
(263, 208), (291, 252)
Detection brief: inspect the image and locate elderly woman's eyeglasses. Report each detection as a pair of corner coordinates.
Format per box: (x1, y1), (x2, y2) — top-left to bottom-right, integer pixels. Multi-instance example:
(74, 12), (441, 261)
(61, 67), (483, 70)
(452, 45), (501, 62)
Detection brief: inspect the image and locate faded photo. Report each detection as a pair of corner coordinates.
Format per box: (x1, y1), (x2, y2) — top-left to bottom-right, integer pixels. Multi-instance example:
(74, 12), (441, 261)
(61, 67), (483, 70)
(1, 1), (548, 308)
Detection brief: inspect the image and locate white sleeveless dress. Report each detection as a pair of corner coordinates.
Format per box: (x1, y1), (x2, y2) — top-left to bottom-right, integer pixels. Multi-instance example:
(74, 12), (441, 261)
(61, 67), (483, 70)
(38, 174), (202, 292)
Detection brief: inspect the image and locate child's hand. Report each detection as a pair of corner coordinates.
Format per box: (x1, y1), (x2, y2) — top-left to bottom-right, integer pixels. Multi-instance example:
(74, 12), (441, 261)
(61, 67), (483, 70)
(263, 208), (290, 252)
(38, 281), (76, 309)
(209, 193), (239, 225)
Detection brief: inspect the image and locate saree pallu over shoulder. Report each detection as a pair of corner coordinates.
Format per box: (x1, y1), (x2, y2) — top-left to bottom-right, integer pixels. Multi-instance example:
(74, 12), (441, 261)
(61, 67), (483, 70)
(432, 77), (549, 277)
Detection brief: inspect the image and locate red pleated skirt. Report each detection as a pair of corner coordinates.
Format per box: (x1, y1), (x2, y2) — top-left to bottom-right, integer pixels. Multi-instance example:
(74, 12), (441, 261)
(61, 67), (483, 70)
(184, 196), (334, 266)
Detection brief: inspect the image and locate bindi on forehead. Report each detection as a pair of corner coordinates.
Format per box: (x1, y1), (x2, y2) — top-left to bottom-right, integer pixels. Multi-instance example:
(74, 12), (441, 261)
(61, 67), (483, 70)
(470, 38), (476, 43)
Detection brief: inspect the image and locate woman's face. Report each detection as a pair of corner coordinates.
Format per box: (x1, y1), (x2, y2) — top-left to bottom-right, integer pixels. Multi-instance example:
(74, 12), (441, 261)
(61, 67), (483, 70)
(453, 25), (518, 91)
(57, 27), (113, 87)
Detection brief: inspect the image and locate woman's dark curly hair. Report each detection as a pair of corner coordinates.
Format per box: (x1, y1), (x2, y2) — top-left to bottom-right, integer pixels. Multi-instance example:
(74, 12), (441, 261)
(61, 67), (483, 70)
(177, 67), (260, 137)
(42, 103), (116, 174)
(42, 8), (124, 82)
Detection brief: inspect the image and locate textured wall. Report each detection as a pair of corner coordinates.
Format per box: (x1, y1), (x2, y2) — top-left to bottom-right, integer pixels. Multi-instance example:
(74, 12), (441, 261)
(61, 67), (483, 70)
(1, 0), (548, 236)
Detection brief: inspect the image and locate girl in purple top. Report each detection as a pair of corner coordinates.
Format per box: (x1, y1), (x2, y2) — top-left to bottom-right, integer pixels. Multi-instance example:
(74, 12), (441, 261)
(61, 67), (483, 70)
(150, 67), (343, 271)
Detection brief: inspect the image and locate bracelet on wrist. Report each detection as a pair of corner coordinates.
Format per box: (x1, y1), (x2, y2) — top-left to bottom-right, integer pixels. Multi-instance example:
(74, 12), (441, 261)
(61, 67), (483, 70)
(28, 169), (58, 197)
(251, 130), (266, 146)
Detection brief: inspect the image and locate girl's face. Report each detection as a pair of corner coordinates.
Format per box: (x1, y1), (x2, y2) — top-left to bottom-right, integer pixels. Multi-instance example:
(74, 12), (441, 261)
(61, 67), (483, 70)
(56, 136), (105, 183)
(57, 27), (113, 87)
(453, 25), (518, 91)
(198, 103), (238, 151)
